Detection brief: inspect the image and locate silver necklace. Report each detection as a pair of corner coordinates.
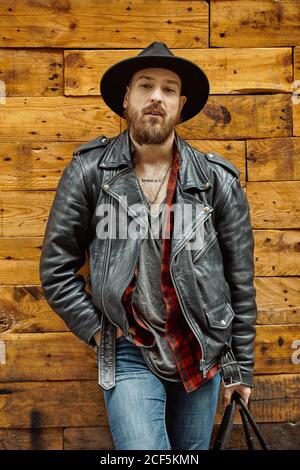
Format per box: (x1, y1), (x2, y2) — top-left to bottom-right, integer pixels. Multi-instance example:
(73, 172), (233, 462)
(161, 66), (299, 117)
(143, 162), (172, 204)
(134, 156), (172, 205)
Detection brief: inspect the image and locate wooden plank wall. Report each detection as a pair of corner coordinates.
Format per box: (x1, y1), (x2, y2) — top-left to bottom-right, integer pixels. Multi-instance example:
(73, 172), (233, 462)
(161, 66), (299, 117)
(0, 0), (299, 450)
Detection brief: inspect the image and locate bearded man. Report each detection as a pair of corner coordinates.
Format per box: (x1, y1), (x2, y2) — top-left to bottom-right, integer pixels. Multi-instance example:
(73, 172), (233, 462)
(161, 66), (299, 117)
(40, 42), (257, 450)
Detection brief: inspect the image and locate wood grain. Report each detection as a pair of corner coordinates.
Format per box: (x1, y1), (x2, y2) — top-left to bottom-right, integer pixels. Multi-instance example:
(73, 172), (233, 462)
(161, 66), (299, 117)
(0, 140), (244, 191)
(292, 89), (300, 136)
(64, 47), (292, 96)
(255, 277), (300, 325)
(0, 428), (63, 450)
(254, 230), (300, 276)
(0, 97), (120, 142)
(122, 94), (292, 139)
(0, 0), (208, 48)
(0, 236), (89, 284)
(251, 374), (300, 423)
(0, 142), (74, 191)
(1, 375), (299, 428)
(211, 0), (300, 47)
(0, 326), (299, 382)
(248, 182), (300, 229)
(188, 139), (245, 182)
(247, 137), (300, 181)
(211, 421), (300, 450)
(0, 332), (97, 381)
(1, 230), (299, 285)
(255, 325), (300, 374)
(64, 426), (113, 450)
(0, 380), (107, 428)
(0, 50), (63, 96)
(0, 191), (55, 237)
(0, 285), (68, 334)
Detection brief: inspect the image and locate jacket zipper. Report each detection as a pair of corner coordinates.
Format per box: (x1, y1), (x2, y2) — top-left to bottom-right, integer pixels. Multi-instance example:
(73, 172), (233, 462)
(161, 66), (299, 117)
(170, 263), (208, 378)
(117, 239), (143, 338)
(170, 206), (213, 262)
(99, 166), (136, 331)
(100, 184), (145, 336)
(170, 203), (213, 378)
(100, 193), (123, 331)
(192, 229), (218, 263)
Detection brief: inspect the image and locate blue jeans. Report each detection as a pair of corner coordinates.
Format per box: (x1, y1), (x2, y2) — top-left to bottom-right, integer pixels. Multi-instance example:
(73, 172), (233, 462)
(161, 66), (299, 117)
(102, 336), (221, 450)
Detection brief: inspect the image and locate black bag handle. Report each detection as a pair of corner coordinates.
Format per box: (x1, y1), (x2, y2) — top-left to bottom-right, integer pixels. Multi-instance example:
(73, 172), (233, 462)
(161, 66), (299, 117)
(212, 391), (270, 450)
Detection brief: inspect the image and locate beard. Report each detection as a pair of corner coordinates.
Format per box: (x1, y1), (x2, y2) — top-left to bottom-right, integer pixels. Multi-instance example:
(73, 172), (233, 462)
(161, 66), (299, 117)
(124, 103), (181, 146)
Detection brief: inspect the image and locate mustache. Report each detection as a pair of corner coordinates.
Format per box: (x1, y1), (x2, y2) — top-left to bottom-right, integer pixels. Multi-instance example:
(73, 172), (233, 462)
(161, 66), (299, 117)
(143, 106), (165, 116)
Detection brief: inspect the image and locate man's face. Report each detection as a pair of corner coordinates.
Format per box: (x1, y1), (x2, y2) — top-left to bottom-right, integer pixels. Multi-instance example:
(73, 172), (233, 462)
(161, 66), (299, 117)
(123, 67), (187, 146)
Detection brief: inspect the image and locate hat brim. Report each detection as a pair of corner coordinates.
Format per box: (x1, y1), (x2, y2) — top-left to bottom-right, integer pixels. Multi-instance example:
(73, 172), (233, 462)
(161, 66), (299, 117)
(100, 55), (209, 123)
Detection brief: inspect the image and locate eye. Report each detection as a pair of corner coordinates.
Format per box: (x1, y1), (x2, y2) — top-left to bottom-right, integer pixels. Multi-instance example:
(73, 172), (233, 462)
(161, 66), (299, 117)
(140, 83), (152, 88)
(165, 88), (175, 93)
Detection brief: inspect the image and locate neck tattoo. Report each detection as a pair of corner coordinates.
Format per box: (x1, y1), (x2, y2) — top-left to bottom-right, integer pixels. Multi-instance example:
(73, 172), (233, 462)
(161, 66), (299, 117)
(133, 153), (173, 205)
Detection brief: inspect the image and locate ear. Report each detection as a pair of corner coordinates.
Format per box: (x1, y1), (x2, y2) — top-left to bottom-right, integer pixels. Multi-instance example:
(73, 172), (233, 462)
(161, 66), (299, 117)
(123, 86), (130, 109)
(179, 95), (187, 113)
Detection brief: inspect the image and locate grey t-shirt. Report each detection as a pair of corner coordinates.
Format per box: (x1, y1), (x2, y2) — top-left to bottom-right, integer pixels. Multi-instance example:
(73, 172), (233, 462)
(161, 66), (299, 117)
(131, 200), (181, 382)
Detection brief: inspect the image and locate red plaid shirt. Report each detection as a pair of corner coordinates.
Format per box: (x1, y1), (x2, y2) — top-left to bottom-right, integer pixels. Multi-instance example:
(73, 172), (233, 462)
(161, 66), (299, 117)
(122, 145), (220, 393)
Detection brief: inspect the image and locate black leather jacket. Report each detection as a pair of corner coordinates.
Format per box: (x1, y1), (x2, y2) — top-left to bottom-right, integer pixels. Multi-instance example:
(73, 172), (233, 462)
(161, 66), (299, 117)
(39, 129), (257, 388)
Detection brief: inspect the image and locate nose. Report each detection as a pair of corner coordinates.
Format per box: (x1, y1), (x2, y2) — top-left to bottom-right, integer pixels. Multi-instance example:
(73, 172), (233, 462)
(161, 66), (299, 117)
(149, 86), (163, 103)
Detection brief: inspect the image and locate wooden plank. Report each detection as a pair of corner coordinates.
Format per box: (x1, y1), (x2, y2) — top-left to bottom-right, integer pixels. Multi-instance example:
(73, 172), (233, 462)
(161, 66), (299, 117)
(1, 274), (299, 334)
(0, 0), (208, 48)
(211, 421), (300, 450)
(0, 141), (244, 191)
(294, 46), (300, 82)
(251, 374), (300, 423)
(0, 50), (63, 96)
(0, 97), (120, 142)
(0, 238), (48, 286)
(293, 87), (300, 136)
(247, 137), (300, 181)
(65, 422), (300, 451)
(1, 325), (299, 382)
(0, 333), (97, 382)
(248, 182), (300, 229)
(0, 428), (63, 450)
(0, 262), (44, 286)
(64, 427), (114, 450)
(0, 274), (300, 333)
(0, 142), (74, 191)
(255, 277), (300, 325)
(1, 274), (299, 333)
(0, 237), (43, 261)
(0, 380), (107, 428)
(0, 375), (299, 428)
(0, 285), (68, 334)
(0, 190), (54, 237)
(0, 239), (89, 285)
(65, 47), (292, 96)
(211, 0), (300, 47)
(188, 139), (245, 182)
(293, 47), (300, 135)
(122, 94), (292, 139)
(255, 325), (300, 375)
(254, 230), (300, 276)
(66, 422), (298, 450)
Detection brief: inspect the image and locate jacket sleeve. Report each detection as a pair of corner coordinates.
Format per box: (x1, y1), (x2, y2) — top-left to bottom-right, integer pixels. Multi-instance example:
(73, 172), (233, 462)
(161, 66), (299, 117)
(39, 154), (102, 346)
(215, 175), (257, 387)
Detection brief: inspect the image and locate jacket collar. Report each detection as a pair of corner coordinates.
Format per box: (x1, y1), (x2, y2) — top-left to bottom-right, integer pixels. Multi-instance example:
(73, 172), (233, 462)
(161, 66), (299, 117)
(98, 129), (211, 193)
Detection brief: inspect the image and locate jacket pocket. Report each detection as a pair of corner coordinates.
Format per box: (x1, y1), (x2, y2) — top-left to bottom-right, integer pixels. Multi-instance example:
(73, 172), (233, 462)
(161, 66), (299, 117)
(204, 302), (235, 329)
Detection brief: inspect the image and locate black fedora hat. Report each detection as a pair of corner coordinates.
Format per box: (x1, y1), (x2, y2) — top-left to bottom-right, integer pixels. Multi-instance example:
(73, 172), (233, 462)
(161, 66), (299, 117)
(100, 41), (210, 123)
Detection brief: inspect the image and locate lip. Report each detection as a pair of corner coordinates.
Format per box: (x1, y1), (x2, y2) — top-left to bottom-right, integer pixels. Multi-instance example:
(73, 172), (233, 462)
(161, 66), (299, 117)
(145, 112), (163, 116)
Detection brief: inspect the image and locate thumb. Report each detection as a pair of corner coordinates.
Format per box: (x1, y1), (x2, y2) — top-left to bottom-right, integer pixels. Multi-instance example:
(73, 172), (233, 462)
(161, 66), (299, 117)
(223, 388), (233, 408)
